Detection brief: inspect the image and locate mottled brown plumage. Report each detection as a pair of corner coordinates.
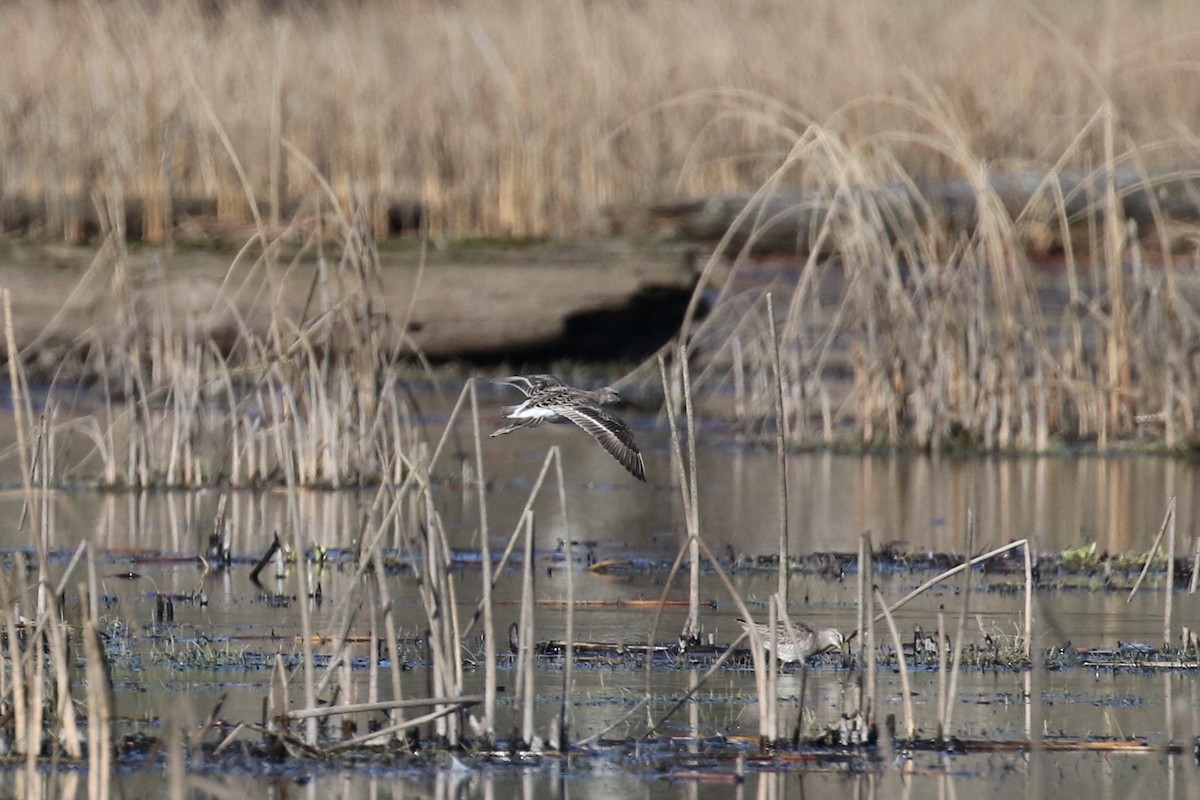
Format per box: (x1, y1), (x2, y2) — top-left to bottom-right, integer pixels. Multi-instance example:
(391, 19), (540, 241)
(738, 618), (844, 663)
(490, 374), (646, 481)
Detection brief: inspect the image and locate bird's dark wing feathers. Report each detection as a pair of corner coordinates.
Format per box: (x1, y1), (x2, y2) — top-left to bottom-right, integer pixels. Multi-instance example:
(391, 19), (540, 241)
(557, 404), (646, 481)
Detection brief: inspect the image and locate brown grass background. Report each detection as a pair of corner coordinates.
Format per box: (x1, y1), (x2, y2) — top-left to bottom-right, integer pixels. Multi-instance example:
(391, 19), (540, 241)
(3, 0), (1200, 240)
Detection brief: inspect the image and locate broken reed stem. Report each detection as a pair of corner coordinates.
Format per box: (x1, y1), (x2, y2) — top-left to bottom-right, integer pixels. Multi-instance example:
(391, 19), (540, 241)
(325, 700), (480, 753)
(468, 380), (496, 742)
(552, 446), (574, 751)
(943, 509), (975, 743)
(1129, 497), (1175, 603)
(875, 588), (913, 744)
(643, 632), (749, 738)
(767, 293), (789, 605)
(288, 694), (484, 721)
(582, 696), (652, 746)
(873, 538), (1029, 624)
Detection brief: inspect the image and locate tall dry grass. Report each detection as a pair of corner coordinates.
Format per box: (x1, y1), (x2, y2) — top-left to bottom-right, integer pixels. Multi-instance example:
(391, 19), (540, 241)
(3, 0), (1200, 240)
(675, 94), (1200, 450)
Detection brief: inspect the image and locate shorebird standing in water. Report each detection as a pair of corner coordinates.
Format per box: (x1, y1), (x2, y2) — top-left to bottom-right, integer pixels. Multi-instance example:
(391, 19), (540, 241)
(490, 374), (646, 481)
(738, 618), (845, 664)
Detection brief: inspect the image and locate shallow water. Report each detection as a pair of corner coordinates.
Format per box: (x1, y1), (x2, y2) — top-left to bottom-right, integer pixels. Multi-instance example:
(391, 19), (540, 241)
(0, 381), (1198, 797)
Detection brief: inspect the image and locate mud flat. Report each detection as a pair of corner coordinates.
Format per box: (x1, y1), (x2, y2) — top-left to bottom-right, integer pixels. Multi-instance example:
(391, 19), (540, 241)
(0, 240), (697, 374)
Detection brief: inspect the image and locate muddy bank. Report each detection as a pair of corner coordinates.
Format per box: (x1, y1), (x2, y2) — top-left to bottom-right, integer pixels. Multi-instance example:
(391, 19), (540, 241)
(0, 240), (697, 375)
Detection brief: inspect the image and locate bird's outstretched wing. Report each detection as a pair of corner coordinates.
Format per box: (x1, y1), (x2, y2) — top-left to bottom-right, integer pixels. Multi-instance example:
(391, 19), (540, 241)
(556, 403), (646, 481)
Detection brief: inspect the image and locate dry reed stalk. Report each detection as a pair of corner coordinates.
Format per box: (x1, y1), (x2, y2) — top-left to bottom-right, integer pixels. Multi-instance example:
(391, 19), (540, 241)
(1023, 540), (1034, 661)
(653, 351), (751, 736)
(642, 631), (749, 739)
(1102, 103), (1130, 434)
(414, 483), (459, 745)
(865, 535), (876, 728)
(646, 355), (704, 674)
(1190, 530), (1200, 595)
(370, 555), (406, 727)
(289, 695), (485, 723)
(167, 713), (184, 800)
(937, 610), (947, 741)
(310, 604), (361, 702)
(640, 529), (694, 707)
(856, 533), (866, 668)
(767, 294), (789, 605)
(468, 380), (497, 743)
(3, 288), (37, 533)
(875, 588), (913, 744)
(690, 535), (773, 742)
(678, 346), (702, 645)
(457, 450), (559, 630)
(1165, 497), (1177, 648)
(25, 606), (42, 782)
(45, 593), (81, 759)
(552, 445), (574, 751)
(368, 583), (380, 720)
(339, 645), (354, 738)
(286, 489), (319, 746)
(584, 696), (652, 746)
(874, 539), (1030, 624)
(519, 509), (536, 747)
(82, 547), (110, 800)
(1129, 498), (1175, 603)
(325, 701), (479, 753)
(942, 511), (975, 744)
(271, 653), (290, 734)
(0, 566), (26, 758)
(767, 600), (779, 741)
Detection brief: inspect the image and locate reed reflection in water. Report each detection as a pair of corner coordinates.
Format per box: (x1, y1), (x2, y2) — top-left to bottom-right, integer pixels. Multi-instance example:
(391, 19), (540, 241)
(482, 414), (1200, 558)
(0, 406), (1192, 564)
(3, 749), (1195, 799)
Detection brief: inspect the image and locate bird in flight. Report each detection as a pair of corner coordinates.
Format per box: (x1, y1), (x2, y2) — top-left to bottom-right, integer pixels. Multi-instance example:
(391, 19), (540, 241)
(490, 374), (646, 481)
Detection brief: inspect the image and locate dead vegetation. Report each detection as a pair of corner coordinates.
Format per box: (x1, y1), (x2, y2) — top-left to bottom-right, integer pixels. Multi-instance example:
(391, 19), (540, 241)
(3, 0), (1200, 242)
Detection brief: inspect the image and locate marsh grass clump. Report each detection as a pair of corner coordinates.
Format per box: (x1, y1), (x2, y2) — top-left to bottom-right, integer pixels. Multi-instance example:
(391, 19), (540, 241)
(13, 193), (431, 490)
(679, 94), (1200, 452)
